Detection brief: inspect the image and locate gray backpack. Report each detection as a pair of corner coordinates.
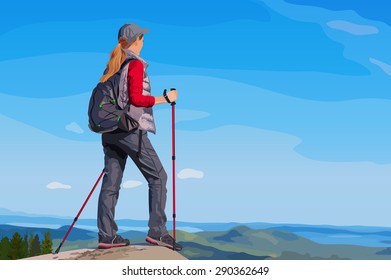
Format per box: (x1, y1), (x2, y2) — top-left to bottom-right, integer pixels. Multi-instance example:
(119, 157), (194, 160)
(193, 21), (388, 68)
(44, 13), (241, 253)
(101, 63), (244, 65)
(88, 59), (138, 133)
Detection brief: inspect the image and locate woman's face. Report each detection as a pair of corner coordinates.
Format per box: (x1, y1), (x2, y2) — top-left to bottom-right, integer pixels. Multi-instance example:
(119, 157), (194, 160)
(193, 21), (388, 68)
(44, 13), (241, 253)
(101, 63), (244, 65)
(130, 36), (144, 55)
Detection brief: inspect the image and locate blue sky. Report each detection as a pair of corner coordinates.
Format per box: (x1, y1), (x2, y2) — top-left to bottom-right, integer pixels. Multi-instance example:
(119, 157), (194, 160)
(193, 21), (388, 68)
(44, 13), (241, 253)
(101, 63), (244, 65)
(0, 0), (390, 226)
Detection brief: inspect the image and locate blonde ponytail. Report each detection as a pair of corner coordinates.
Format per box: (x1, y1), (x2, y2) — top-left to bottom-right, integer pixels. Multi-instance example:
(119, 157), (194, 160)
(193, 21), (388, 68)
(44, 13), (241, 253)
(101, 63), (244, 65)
(99, 43), (127, 83)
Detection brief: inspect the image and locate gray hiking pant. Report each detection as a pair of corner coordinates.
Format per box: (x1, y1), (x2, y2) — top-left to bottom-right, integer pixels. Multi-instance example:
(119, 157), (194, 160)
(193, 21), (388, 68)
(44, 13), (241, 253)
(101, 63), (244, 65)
(97, 129), (168, 240)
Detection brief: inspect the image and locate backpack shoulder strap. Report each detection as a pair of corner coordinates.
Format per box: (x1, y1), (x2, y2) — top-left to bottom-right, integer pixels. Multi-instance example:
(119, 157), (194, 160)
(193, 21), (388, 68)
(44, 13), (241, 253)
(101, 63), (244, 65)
(120, 58), (134, 71)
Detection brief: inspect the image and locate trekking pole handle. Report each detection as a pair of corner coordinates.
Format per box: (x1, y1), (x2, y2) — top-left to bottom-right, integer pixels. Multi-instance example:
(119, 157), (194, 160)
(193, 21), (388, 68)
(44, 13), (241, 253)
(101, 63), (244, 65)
(163, 88), (176, 106)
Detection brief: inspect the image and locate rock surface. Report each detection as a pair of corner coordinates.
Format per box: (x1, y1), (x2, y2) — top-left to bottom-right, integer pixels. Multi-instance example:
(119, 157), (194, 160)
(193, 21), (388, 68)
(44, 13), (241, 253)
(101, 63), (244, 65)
(24, 245), (187, 260)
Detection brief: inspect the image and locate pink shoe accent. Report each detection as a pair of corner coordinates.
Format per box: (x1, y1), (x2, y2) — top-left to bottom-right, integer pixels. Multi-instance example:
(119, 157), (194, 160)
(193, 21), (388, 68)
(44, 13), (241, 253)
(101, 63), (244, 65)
(145, 236), (159, 245)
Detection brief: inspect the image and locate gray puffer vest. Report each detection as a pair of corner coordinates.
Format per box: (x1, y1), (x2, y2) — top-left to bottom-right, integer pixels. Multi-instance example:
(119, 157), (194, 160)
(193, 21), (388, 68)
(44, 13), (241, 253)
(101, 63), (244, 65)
(118, 49), (156, 134)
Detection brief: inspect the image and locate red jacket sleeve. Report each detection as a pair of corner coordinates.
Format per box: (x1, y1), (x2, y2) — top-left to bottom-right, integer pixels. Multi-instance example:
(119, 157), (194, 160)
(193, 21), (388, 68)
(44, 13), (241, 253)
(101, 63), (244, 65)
(127, 60), (155, 107)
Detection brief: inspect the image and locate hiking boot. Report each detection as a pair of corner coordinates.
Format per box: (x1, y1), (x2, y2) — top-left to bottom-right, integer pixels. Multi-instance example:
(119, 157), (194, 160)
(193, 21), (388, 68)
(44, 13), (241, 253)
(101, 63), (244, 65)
(98, 235), (130, 249)
(146, 233), (183, 251)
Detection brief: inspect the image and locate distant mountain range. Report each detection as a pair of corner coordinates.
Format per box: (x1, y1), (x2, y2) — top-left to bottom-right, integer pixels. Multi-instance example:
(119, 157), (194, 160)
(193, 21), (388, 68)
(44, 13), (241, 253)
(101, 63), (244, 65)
(2, 208), (391, 259)
(2, 223), (391, 260)
(177, 226), (391, 260)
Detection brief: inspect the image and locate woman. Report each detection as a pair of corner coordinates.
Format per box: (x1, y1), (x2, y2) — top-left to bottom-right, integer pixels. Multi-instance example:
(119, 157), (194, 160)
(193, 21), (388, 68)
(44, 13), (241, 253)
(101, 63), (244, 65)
(97, 23), (182, 251)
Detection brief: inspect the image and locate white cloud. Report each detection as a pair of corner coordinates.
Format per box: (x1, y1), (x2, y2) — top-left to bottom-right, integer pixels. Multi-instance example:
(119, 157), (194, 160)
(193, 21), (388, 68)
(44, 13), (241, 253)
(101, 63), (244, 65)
(178, 168), (204, 180)
(46, 182), (72, 190)
(122, 180), (143, 189)
(65, 122), (84, 134)
(327, 20), (378, 35)
(369, 58), (391, 76)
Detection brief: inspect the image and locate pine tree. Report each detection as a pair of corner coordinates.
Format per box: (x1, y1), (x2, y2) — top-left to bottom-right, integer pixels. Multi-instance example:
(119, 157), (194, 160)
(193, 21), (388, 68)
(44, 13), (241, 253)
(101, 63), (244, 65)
(28, 233), (34, 256)
(0, 237), (11, 260)
(41, 231), (53, 254)
(10, 232), (24, 260)
(21, 234), (29, 258)
(29, 234), (41, 257)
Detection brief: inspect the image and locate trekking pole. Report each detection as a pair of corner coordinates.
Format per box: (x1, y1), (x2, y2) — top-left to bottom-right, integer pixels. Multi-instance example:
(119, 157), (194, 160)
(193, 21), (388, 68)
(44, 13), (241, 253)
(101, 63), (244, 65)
(164, 88), (177, 250)
(54, 169), (105, 254)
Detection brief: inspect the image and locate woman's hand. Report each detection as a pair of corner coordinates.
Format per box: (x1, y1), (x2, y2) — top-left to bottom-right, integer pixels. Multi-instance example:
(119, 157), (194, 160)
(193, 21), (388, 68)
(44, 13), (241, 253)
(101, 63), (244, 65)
(167, 89), (178, 103)
(154, 89), (179, 105)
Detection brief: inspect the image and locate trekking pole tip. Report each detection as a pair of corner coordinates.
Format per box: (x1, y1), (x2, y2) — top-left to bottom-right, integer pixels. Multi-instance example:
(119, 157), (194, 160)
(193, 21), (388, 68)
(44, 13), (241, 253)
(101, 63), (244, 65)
(53, 243), (63, 254)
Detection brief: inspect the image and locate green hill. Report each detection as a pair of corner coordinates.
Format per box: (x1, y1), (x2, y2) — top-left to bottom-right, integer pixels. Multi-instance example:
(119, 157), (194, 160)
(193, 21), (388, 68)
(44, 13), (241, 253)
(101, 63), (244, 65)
(176, 226), (391, 260)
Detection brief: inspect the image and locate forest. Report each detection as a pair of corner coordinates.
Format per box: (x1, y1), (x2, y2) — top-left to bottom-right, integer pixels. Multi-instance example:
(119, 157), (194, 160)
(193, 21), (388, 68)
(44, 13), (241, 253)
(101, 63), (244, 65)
(0, 231), (52, 260)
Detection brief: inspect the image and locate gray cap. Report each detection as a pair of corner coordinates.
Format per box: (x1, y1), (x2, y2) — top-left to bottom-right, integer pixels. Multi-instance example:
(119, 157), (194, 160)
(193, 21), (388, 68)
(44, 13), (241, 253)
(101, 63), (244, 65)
(118, 23), (150, 44)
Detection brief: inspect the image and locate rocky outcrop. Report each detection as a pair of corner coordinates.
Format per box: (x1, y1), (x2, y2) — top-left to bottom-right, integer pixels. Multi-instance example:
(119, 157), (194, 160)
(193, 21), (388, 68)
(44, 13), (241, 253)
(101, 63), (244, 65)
(23, 245), (187, 260)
